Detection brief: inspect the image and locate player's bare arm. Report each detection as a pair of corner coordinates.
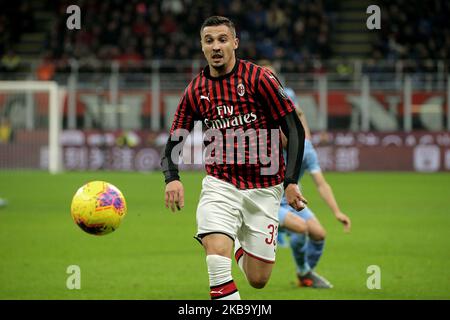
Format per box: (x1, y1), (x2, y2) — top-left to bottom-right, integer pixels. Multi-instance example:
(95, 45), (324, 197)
(311, 171), (351, 232)
(280, 111), (308, 211)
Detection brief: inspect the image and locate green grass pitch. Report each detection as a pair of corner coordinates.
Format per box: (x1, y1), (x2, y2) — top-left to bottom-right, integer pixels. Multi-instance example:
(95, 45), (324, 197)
(0, 171), (449, 300)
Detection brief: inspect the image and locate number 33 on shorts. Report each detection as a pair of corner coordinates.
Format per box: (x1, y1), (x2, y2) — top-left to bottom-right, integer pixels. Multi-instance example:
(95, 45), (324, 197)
(265, 224), (278, 246)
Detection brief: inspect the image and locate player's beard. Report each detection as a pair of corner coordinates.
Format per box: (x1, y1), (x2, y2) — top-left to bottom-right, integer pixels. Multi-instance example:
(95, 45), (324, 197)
(211, 62), (226, 72)
(210, 55), (226, 70)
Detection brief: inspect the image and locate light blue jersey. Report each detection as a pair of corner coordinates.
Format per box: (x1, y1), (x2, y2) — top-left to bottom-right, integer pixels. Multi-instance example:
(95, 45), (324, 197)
(279, 139), (321, 223)
(285, 87), (298, 107)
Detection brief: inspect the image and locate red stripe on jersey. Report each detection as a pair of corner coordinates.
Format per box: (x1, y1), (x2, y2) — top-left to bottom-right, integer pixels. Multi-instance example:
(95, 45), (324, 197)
(210, 280), (238, 300)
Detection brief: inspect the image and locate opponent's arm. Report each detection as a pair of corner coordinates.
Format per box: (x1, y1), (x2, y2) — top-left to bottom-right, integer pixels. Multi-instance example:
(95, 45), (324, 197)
(279, 111), (307, 211)
(310, 171), (351, 232)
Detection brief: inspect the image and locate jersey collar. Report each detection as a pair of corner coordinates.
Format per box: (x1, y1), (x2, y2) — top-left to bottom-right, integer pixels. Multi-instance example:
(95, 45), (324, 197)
(203, 58), (240, 81)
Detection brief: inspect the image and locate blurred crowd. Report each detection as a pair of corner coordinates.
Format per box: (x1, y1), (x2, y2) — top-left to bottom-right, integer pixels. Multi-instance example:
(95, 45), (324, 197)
(45, 0), (336, 73)
(368, 0), (450, 74)
(0, 0), (449, 76)
(374, 0), (450, 61)
(1, 0), (337, 74)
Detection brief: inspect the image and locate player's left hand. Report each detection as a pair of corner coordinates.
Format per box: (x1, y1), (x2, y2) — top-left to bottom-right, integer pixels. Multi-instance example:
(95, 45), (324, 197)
(165, 180), (185, 212)
(335, 211), (351, 232)
(285, 184), (308, 211)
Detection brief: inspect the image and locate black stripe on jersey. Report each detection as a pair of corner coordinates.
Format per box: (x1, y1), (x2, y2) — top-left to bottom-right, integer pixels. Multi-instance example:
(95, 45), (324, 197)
(247, 62), (256, 96)
(197, 76), (210, 114)
(250, 64), (270, 187)
(235, 61), (249, 189)
(254, 66), (262, 91)
(218, 71), (232, 169)
(188, 78), (200, 118)
(226, 65), (238, 187)
(209, 75), (221, 179)
(244, 62), (254, 173)
(266, 70), (284, 88)
(245, 62), (259, 188)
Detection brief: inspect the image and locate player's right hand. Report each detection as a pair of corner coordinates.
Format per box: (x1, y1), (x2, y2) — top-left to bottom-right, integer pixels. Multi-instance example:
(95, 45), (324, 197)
(165, 180), (184, 212)
(285, 184), (308, 211)
(335, 211), (351, 233)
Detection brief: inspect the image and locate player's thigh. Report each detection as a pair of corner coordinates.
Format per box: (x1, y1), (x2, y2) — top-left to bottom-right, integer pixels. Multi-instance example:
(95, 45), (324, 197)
(243, 254), (274, 287)
(282, 211), (307, 234)
(196, 176), (242, 241)
(201, 233), (234, 258)
(306, 217), (327, 241)
(238, 183), (283, 263)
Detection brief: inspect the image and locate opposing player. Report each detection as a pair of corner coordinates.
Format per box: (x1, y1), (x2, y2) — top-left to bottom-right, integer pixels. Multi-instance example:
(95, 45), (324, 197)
(260, 61), (351, 288)
(161, 16), (307, 299)
(280, 110), (351, 288)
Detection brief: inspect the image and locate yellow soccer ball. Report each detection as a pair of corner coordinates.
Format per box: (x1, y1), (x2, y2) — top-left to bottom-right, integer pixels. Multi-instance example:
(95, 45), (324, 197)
(70, 181), (127, 236)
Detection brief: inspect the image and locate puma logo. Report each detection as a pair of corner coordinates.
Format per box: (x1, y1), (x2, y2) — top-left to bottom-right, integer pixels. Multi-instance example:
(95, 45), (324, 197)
(210, 288), (224, 295)
(200, 94), (210, 102)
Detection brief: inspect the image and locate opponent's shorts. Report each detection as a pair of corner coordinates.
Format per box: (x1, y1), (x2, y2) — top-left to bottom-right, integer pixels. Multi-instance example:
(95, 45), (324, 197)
(278, 203), (316, 226)
(196, 175), (283, 263)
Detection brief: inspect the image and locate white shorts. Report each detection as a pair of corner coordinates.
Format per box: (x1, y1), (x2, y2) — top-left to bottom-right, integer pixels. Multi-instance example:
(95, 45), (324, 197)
(196, 175), (283, 263)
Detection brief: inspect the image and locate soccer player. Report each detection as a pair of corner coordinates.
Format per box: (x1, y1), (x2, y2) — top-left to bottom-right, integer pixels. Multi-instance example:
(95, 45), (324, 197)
(161, 16), (307, 300)
(279, 109), (351, 288)
(259, 61), (351, 288)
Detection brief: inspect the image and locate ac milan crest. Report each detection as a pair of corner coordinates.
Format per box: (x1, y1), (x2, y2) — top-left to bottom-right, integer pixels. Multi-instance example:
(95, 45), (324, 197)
(237, 83), (245, 97)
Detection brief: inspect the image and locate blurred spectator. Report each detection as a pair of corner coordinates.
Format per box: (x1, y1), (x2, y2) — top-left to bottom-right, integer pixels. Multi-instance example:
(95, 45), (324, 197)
(161, 0), (184, 15)
(36, 54), (56, 81)
(0, 116), (13, 144)
(116, 130), (141, 148)
(1, 50), (21, 73)
(117, 46), (143, 70)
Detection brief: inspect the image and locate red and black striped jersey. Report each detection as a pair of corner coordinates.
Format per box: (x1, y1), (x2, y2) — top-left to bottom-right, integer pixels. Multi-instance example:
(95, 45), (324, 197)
(169, 59), (296, 189)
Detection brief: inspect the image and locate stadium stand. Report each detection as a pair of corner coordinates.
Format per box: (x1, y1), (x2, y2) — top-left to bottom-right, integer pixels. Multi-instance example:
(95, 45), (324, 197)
(1, 0), (449, 76)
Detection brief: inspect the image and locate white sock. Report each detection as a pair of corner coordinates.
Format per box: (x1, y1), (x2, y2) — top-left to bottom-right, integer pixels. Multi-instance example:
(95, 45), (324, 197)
(206, 255), (241, 300)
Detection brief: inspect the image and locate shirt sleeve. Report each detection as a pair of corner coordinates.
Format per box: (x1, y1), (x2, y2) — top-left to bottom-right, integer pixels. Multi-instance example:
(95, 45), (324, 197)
(279, 110), (305, 189)
(162, 85), (197, 184)
(257, 69), (296, 121)
(169, 87), (197, 135)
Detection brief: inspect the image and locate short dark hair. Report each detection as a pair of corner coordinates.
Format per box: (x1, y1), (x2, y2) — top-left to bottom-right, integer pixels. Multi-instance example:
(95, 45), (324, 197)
(200, 16), (236, 37)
